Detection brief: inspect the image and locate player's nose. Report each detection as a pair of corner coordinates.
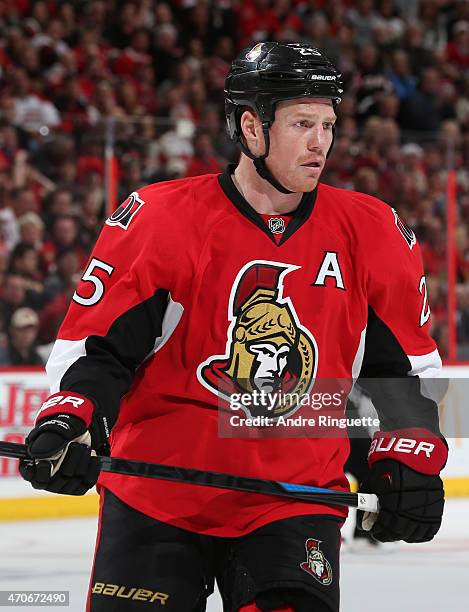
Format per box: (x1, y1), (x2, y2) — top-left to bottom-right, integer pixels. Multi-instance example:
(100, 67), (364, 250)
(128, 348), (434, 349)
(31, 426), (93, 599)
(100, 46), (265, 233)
(307, 125), (328, 150)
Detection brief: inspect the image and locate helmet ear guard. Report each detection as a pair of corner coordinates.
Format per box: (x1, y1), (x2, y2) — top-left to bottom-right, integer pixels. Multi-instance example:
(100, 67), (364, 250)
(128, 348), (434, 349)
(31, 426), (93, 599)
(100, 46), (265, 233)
(224, 42), (343, 194)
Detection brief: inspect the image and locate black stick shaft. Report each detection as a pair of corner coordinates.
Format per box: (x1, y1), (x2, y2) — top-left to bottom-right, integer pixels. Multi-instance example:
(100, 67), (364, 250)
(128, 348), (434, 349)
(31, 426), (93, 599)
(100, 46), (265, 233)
(0, 440), (366, 510)
(0, 441), (28, 459)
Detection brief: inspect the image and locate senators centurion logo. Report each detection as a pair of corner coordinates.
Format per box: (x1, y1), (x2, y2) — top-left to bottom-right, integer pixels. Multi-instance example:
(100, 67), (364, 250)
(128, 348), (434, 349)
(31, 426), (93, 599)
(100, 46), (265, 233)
(106, 191), (145, 230)
(300, 538), (333, 586)
(197, 261), (318, 418)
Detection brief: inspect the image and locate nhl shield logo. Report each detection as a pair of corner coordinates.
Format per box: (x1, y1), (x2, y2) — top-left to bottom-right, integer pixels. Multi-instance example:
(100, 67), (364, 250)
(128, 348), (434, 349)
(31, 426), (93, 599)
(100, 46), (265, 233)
(268, 217), (285, 234)
(300, 538), (333, 586)
(197, 260), (318, 418)
(106, 191), (145, 230)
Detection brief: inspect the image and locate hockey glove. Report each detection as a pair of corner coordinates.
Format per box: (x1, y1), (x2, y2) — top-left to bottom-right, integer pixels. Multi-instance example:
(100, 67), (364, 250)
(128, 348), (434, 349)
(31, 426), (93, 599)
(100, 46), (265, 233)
(357, 428), (447, 543)
(19, 393), (101, 495)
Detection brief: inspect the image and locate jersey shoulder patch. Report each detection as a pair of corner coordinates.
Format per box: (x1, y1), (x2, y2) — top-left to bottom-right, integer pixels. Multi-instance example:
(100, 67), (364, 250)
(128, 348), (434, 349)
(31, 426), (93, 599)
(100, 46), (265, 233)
(391, 208), (416, 249)
(106, 191), (145, 230)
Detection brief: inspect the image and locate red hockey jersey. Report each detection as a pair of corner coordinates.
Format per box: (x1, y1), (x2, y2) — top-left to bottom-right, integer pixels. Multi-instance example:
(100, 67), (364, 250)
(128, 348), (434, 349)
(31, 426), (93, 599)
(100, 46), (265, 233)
(42, 166), (441, 536)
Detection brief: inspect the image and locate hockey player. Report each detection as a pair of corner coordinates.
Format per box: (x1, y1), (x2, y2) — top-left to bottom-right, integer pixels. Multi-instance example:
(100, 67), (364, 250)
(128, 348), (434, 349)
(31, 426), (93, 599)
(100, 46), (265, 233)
(20, 43), (447, 612)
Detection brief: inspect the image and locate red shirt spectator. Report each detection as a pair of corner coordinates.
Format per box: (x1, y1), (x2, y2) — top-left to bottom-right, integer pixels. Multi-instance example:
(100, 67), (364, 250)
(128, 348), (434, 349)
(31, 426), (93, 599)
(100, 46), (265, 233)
(41, 215), (88, 274)
(185, 130), (222, 177)
(446, 21), (469, 69)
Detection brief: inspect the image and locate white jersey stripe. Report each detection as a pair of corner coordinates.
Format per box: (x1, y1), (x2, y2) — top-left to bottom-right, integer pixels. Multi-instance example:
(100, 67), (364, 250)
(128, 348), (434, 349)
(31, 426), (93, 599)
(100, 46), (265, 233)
(408, 348), (442, 378)
(46, 338), (88, 394)
(144, 293), (184, 361)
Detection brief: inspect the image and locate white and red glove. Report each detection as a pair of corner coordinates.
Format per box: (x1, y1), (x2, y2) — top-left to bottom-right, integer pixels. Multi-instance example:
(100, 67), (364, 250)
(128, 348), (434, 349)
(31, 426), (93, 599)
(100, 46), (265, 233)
(357, 428), (447, 543)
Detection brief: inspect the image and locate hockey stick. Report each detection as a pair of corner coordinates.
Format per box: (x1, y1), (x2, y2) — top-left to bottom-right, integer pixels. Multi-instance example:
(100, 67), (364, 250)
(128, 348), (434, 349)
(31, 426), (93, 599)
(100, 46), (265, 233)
(0, 440), (379, 513)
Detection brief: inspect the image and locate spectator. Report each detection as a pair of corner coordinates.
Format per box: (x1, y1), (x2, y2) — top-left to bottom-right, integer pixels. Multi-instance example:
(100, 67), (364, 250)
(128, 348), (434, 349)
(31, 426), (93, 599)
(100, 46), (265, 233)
(118, 156), (144, 202)
(419, 0), (448, 53)
(17, 212), (44, 251)
(446, 20), (469, 70)
(39, 283), (79, 349)
(201, 107), (238, 164)
(455, 74), (469, 130)
(0, 273), (32, 328)
(87, 80), (124, 123)
(11, 187), (39, 217)
(388, 49), (417, 100)
(353, 166), (381, 198)
(302, 12), (339, 63)
(240, 0), (284, 46)
(375, 0), (405, 43)
(105, 1), (140, 49)
(0, 189), (20, 250)
(7, 242), (43, 288)
(185, 129), (222, 177)
(153, 24), (182, 84)
(6, 307), (43, 366)
(114, 28), (152, 77)
(271, 0), (302, 36)
(53, 75), (89, 123)
(31, 17), (70, 59)
(346, 0), (381, 46)
(354, 43), (392, 120)
(400, 143), (428, 194)
(41, 215), (87, 273)
(185, 37), (205, 75)
(11, 69), (60, 134)
(79, 190), (104, 249)
(42, 188), (75, 230)
(0, 122), (21, 170)
(42, 247), (80, 305)
(402, 21), (434, 74)
(399, 67), (446, 132)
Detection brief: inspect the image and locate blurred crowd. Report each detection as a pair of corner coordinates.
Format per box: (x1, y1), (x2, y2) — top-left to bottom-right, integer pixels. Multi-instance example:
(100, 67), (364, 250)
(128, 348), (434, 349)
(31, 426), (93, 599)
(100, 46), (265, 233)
(0, 0), (468, 365)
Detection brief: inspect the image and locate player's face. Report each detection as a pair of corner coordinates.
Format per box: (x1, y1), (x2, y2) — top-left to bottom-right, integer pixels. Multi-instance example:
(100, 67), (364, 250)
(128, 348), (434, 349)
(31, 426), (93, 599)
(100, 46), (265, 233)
(267, 98), (336, 192)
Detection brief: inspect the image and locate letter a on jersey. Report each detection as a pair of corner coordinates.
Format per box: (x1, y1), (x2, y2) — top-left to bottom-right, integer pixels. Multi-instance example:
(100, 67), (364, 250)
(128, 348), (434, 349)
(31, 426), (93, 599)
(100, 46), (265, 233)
(197, 261), (318, 418)
(312, 252), (345, 290)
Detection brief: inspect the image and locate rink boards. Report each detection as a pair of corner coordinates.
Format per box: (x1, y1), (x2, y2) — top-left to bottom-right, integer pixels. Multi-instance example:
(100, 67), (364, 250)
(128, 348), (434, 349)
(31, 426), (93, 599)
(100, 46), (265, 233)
(1, 367), (468, 520)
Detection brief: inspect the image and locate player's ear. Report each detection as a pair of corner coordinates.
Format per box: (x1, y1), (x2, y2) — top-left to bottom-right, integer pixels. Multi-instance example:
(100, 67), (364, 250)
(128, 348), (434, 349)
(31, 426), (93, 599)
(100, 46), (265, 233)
(240, 109), (264, 156)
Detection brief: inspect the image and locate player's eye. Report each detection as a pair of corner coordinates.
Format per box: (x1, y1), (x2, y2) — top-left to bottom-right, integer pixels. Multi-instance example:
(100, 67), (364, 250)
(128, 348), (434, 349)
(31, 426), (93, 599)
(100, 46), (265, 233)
(323, 122), (334, 130)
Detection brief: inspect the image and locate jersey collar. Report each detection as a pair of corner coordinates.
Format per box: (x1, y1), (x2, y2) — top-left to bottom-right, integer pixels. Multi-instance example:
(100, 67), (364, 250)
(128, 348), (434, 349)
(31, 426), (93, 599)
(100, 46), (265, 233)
(218, 164), (317, 246)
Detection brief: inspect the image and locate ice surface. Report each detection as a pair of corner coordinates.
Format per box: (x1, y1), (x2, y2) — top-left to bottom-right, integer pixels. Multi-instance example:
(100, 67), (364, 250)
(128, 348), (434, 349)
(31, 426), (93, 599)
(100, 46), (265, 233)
(0, 499), (467, 611)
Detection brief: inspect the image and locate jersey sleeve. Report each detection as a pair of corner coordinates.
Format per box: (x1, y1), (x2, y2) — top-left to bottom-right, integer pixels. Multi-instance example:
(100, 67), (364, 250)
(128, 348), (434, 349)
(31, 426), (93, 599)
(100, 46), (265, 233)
(357, 202), (443, 435)
(42, 189), (178, 451)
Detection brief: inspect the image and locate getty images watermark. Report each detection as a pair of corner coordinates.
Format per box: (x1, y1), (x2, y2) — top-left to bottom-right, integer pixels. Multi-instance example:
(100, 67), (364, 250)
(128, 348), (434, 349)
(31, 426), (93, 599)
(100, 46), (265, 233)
(215, 376), (457, 439)
(221, 385), (380, 436)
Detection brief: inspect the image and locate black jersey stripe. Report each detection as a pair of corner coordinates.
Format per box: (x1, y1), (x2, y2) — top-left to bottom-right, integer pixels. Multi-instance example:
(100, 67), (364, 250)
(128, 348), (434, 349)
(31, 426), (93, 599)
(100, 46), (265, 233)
(357, 306), (442, 436)
(48, 289), (172, 451)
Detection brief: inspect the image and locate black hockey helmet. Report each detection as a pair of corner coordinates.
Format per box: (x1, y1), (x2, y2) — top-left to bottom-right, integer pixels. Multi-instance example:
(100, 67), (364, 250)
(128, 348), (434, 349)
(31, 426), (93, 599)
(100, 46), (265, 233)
(224, 42), (343, 194)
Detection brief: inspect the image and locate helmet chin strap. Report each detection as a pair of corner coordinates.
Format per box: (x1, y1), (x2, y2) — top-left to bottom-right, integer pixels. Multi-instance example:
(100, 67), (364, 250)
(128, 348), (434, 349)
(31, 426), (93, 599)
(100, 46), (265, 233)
(240, 122), (295, 195)
(253, 158), (294, 195)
